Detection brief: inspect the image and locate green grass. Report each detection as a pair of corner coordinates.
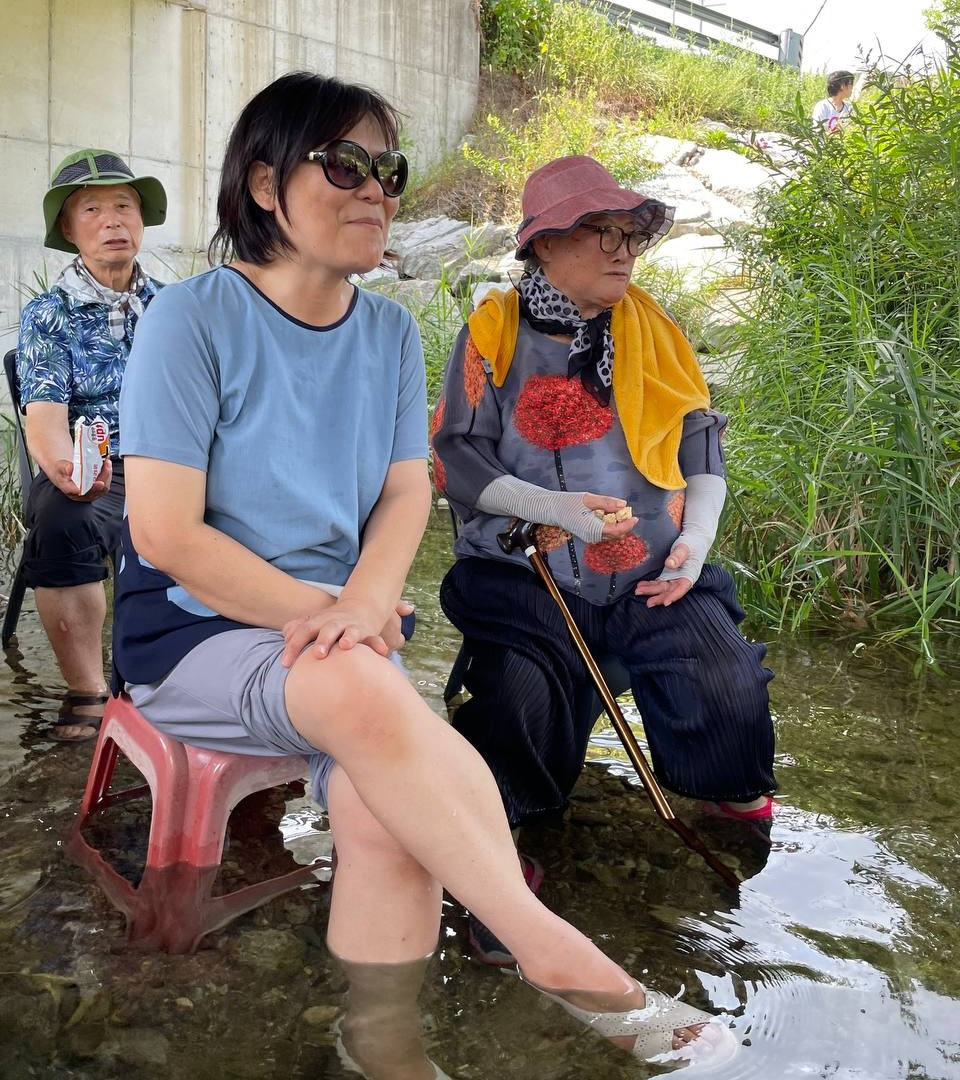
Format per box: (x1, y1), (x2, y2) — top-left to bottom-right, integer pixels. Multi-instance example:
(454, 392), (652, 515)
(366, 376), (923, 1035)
(539, 2), (821, 126)
(408, 279), (472, 409)
(715, 59), (960, 668)
(402, 1), (822, 222)
(0, 418), (24, 551)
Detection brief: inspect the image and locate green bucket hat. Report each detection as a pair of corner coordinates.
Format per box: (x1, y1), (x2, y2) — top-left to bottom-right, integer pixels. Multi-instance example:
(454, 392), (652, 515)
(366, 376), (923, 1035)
(43, 148), (167, 253)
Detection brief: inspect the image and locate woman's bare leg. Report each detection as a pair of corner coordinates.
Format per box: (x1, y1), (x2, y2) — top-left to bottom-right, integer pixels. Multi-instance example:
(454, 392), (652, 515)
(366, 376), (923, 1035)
(326, 764), (442, 963)
(285, 644), (635, 995)
(294, 646), (712, 1054)
(334, 950), (438, 1080)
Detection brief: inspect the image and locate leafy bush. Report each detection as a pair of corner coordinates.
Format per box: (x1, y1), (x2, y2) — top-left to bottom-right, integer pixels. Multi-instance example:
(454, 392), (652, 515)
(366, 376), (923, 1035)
(719, 59), (960, 666)
(925, 0), (960, 62)
(479, 0), (552, 74)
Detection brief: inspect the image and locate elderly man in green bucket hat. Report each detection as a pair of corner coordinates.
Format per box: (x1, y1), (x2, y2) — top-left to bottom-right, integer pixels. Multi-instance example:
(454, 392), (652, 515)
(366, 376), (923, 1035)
(16, 149), (167, 742)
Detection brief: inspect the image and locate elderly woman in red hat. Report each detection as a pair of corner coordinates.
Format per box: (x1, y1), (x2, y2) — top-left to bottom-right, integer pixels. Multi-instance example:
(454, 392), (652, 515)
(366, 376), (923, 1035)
(16, 149), (166, 741)
(433, 155), (777, 961)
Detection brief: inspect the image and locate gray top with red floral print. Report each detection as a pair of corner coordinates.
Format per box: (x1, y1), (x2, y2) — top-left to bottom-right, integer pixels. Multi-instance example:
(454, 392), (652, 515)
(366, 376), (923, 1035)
(432, 320), (727, 604)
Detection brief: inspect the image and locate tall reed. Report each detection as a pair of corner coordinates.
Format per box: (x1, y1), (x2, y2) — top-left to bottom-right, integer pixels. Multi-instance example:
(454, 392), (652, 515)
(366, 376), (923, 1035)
(720, 60), (960, 667)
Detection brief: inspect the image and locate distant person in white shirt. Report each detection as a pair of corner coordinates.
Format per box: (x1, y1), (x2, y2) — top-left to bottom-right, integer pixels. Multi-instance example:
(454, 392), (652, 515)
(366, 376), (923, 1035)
(812, 70), (855, 132)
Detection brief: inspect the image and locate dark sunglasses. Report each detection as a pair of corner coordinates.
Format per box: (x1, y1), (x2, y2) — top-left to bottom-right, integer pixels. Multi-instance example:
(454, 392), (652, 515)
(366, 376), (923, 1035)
(580, 224), (652, 257)
(304, 140), (408, 197)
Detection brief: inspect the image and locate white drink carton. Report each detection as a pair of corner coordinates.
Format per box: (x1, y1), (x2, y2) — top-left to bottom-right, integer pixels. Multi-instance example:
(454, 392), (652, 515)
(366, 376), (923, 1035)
(71, 416), (109, 495)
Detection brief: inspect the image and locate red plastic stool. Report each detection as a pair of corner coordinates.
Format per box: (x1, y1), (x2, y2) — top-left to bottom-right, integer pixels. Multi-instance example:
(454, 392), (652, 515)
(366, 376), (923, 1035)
(65, 692), (328, 953)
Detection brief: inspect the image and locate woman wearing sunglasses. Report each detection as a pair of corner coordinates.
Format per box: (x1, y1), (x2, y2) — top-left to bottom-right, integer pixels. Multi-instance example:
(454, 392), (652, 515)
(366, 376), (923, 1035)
(433, 154), (777, 954)
(112, 76), (737, 1072)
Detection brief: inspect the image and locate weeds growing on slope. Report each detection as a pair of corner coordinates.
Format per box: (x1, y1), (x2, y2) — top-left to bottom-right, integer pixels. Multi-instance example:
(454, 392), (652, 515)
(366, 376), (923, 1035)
(538, 2), (820, 126)
(403, 2), (821, 225)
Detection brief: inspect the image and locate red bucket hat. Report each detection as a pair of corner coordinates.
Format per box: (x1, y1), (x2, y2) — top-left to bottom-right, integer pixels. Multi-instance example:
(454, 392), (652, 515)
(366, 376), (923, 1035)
(515, 155), (674, 260)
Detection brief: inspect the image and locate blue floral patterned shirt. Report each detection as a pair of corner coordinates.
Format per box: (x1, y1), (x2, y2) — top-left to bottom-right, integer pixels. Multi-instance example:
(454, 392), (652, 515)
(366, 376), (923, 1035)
(17, 278), (161, 457)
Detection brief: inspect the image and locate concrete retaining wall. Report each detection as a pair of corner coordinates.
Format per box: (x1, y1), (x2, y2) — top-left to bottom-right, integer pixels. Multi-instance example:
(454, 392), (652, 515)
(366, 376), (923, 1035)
(0, 0), (479, 359)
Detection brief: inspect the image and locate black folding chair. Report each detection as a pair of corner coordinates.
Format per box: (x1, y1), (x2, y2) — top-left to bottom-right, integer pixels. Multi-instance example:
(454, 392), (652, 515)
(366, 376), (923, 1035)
(2, 348), (36, 648)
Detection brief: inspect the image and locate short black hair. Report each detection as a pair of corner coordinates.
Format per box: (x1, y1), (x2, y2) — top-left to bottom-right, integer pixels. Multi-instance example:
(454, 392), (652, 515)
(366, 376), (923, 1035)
(208, 71), (401, 266)
(826, 70), (855, 96)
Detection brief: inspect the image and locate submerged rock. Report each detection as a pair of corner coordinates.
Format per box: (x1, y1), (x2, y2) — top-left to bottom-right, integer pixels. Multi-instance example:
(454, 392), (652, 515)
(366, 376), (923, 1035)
(228, 927), (306, 978)
(0, 977), (67, 1064)
(301, 1003), (339, 1026)
(105, 1026), (171, 1068)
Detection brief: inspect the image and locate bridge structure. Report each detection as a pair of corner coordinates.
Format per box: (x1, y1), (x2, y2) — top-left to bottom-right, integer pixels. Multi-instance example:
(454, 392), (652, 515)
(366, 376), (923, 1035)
(584, 0), (804, 67)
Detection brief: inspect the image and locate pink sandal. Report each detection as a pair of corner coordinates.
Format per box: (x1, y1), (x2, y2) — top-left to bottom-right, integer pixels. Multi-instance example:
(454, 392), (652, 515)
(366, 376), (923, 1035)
(701, 794), (776, 821)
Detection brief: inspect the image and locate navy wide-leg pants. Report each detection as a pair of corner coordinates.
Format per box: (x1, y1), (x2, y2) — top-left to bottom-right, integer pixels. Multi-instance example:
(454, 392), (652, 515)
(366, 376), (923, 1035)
(440, 557), (775, 828)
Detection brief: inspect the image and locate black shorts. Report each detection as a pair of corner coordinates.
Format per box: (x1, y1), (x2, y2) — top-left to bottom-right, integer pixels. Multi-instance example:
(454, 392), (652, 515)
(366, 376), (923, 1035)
(22, 458), (125, 589)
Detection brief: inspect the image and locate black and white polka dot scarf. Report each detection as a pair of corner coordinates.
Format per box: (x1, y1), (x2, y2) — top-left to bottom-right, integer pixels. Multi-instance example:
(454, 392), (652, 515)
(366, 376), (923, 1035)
(517, 268), (614, 406)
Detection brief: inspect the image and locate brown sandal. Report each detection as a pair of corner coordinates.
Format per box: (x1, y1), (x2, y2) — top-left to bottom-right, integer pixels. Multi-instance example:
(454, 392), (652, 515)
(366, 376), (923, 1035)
(50, 692), (109, 743)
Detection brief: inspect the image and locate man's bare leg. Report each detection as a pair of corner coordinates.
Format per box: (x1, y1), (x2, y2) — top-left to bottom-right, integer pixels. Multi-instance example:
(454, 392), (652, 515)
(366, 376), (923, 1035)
(35, 582), (107, 739)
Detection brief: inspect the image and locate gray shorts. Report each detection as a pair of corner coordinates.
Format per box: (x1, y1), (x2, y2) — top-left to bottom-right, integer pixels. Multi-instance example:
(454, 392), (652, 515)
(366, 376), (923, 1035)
(127, 628), (336, 807)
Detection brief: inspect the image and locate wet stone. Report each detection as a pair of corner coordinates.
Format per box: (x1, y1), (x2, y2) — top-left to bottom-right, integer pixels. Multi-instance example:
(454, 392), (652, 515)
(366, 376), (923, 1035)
(110, 999), (138, 1026)
(105, 1026), (171, 1068)
(64, 985), (111, 1025)
(64, 1016), (107, 1058)
(571, 772), (603, 796)
(227, 927), (305, 978)
(0, 867), (42, 908)
(278, 896), (314, 926)
(0, 987), (62, 1063)
(301, 1003), (339, 1026)
(577, 860), (634, 886)
(570, 783), (601, 801)
(292, 921), (328, 951)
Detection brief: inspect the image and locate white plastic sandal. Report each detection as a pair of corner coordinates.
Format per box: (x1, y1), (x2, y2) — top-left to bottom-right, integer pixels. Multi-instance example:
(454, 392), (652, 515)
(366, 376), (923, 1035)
(520, 973), (739, 1071)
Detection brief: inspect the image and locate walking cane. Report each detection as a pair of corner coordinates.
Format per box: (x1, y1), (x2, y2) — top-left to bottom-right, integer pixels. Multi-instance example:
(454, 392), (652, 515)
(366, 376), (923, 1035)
(497, 519), (740, 889)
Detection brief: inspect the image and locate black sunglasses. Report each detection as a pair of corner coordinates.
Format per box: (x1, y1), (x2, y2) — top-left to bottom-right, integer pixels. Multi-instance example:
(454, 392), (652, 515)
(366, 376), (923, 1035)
(305, 140), (408, 197)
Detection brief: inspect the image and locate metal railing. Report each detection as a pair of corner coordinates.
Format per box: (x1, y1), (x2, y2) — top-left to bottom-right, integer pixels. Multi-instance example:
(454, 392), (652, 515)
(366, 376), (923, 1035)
(583, 0), (804, 67)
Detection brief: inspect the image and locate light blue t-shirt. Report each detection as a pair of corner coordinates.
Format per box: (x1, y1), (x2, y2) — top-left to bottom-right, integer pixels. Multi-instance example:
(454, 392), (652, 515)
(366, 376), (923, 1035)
(114, 265), (427, 684)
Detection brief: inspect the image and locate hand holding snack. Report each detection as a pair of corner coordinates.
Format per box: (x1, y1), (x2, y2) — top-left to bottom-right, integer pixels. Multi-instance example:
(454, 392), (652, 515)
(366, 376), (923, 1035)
(71, 416), (109, 496)
(593, 505), (633, 525)
(580, 494), (636, 540)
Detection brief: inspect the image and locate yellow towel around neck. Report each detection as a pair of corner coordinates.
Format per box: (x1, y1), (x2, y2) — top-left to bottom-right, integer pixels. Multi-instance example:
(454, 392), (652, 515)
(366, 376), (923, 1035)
(467, 284), (710, 489)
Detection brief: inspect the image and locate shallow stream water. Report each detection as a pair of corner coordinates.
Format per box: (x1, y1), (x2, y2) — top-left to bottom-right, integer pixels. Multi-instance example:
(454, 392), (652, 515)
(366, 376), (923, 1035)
(1, 508), (958, 1079)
